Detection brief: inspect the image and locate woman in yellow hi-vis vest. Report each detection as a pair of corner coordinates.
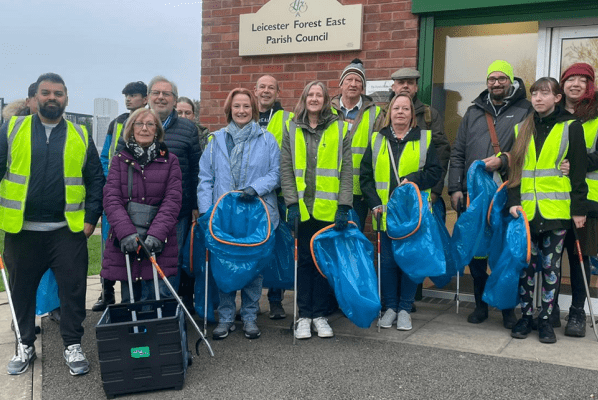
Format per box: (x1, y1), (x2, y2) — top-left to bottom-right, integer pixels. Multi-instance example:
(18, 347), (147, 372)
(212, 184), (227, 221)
(360, 94), (442, 331)
(280, 81), (353, 340)
(507, 77), (588, 344)
(558, 63), (598, 337)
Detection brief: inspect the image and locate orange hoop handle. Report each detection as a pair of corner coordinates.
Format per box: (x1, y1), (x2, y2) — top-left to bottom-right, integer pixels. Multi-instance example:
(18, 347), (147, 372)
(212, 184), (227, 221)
(310, 221), (359, 279)
(208, 190), (272, 247)
(487, 180), (509, 225)
(189, 221), (196, 273)
(386, 181), (423, 241)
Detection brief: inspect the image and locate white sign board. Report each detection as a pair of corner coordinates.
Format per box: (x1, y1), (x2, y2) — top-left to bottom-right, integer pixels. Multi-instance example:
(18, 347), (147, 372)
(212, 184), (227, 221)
(366, 80), (393, 96)
(239, 0), (363, 56)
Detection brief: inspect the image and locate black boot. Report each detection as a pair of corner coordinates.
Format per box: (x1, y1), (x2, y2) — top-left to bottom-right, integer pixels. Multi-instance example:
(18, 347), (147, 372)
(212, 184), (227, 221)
(92, 279), (115, 312)
(549, 304), (561, 328)
(502, 309), (517, 329)
(538, 318), (557, 344)
(467, 298), (488, 324)
(511, 316), (533, 339)
(564, 306), (586, 337)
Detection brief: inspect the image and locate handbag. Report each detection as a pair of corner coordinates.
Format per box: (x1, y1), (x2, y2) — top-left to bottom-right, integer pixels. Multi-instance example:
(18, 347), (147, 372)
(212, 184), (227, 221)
(126, 163), (159, 240)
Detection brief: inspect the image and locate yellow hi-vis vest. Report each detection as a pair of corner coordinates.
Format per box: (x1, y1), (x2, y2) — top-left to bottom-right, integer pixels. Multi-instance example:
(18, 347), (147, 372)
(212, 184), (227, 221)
(332, 105), (381, 196)
(288, 119), (348, 222)
(370, 129), (432, 231)
(583, 117), (598, 203)
(108, 121), (124, 166)
(267, 110), (294, 148)
(0, 115), (88, 233)
(516, 120), (572, 221)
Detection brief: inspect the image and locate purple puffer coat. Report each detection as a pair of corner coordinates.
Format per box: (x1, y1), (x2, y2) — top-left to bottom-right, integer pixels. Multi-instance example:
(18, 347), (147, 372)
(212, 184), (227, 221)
(101, 143), (182, 282)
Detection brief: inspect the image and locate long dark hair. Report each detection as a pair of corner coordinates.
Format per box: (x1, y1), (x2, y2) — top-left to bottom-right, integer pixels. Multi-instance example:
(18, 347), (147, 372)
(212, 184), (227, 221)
(508, 77), (563, 188)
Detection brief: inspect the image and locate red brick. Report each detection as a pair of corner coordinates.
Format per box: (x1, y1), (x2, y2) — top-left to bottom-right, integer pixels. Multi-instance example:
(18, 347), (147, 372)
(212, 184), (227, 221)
(231, 74), (252, 82)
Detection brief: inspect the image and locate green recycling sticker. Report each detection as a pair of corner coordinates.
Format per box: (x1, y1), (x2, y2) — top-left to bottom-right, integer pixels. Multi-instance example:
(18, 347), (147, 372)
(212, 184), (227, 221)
(131, 346), (150, 358)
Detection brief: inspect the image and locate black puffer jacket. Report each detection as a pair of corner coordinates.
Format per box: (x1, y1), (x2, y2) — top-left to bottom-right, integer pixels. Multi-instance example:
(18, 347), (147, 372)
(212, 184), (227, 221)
(449, 77), (533, 194)
(117, 110), (200, 219)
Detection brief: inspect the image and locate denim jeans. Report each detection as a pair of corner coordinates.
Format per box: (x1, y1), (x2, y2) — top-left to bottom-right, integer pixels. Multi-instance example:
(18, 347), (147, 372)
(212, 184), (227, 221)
(217, 274), (263, 323)
(380, 233), (417, 312)
(121, 276), (176, 303)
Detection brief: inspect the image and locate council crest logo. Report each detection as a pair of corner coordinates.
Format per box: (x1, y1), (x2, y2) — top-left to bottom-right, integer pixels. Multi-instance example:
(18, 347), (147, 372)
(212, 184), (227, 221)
(289, 0), (307, 17)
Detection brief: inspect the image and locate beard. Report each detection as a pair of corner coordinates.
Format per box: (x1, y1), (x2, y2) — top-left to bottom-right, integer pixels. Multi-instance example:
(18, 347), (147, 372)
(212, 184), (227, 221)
(490, 90), (507, 102)
(38, 101), (65, 120)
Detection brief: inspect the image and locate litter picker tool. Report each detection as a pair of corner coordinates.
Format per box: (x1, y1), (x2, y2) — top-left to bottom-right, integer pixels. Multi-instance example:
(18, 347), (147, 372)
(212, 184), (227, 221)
(572, 226), (598, 341)
(455, 198), (464, 314)
(124, 253), (139, 333)
(136, 237), (214, 357)
(0, 254), (26, 363)
(376, 212), (382, 333)
(293, 216), (299, 345)
(151, 252), (163, 319)
(204, 249), (209, 336)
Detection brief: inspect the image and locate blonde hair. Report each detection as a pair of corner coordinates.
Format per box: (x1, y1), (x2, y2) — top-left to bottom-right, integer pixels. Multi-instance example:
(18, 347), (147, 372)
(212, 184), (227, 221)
(383, 94), (417, 130)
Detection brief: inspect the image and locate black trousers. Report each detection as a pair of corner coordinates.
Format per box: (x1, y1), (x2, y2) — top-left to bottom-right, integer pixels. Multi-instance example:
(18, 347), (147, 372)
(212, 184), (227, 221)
(4, 227), (88, 348)
(297, 218), (334, 319)
(563, 229), (591, 309)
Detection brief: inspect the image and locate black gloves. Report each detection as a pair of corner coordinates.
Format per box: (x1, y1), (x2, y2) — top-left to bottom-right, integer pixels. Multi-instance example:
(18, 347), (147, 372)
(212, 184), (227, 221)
(334, 205), (351, 231)
(145, 235), (164, 254)
(239, 186), (258, 202)
(286, 204), (300, 229)
(120, 233), (139, 254)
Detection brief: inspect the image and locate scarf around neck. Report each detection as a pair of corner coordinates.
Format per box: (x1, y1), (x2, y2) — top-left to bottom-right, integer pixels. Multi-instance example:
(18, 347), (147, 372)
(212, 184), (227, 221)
(225, 120), (262, 190)
(126, 136), (159, 167)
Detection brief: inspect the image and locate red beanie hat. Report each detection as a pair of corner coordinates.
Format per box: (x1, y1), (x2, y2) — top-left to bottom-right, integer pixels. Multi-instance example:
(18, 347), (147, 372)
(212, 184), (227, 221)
(560, 63), (595, 104)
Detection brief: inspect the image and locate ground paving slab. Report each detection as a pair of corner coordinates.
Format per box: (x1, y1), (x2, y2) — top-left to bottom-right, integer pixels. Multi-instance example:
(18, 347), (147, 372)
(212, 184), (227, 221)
(2, 276), (598, 399)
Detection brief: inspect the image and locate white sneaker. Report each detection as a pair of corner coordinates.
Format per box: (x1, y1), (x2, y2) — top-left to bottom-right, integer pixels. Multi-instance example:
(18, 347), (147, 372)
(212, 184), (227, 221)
(378, 309), (397, 328)
(312, 317), (334, 338)
(295, 318), (312, 339)
(396, 310), (412, 331)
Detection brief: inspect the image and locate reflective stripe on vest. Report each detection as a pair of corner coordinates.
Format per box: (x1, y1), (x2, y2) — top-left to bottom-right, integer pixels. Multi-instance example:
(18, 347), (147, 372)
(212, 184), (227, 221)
(289, 120), (346, 222)
(267, 110), (294, 148)
(370, 129), (431, 231)
(517, 120), (572, 221)
(0, 116), (88, 233)
(108, 121), (124, 166)
(583, 118), (598, 203)
(350, 105), (381, 196)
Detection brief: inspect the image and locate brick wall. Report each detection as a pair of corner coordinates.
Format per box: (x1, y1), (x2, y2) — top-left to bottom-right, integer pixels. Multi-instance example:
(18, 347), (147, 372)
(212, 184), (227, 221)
(200, 0), (419, 131)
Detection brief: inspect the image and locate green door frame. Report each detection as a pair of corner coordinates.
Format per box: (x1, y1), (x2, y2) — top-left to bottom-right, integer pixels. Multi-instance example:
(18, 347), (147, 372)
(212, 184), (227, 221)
(416, 1), (598, 104)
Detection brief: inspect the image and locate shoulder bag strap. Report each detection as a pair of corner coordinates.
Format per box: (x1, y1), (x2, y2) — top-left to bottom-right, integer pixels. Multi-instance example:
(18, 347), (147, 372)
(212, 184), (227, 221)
(485, 112), (501, 155)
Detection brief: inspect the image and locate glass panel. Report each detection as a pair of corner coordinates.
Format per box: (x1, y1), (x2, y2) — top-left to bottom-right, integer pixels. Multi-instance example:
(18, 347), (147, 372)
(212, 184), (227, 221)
(561, 37), (598, 75)
(432, 22), (538, 145)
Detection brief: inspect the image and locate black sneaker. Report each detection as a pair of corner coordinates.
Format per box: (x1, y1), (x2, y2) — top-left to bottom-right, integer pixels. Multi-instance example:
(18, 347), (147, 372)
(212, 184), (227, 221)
(511, 317), (533, 339)
(48, 308), (61, 324)
(91, 294), (115, 312)
(502, 309), (517, 330)
(269, 302), (286, 320)
(564, 306), (586, 337)
(7, 345), (36, 375)
(212, 322), (235, 340)
(538, 319), (557, 344)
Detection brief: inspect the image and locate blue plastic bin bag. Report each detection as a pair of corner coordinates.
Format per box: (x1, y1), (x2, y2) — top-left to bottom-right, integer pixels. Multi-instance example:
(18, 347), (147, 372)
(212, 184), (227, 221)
(180, 222), (219, 321)
(452, 161), (497, 271)
(482, 183), (531, 310)
(590, 256), (598, 276)
(311, 222), (381, 328)
(200, 191), (275, 294)
(262, 221), (294, 290)
(429, 199), (458, 289)
(387, 182), (447, 284)
(36, 269), (60, 316)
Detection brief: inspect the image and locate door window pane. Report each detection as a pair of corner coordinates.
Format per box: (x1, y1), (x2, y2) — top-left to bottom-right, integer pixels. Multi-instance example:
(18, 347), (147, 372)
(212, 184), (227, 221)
(432, 22), (538, 144)
(561, 37), (598, 75)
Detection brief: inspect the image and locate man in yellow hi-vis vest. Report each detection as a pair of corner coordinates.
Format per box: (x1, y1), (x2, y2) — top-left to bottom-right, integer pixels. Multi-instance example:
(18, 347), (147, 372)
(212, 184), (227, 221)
(1, 73), (104, 376)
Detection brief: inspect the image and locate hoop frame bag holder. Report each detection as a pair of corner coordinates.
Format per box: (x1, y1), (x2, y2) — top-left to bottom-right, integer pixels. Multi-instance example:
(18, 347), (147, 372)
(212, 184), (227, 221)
(387, 182), (447, 284)
(310, 222), (381, 328)
(201, 191), (275, 293)
(126, 164), (159, 241)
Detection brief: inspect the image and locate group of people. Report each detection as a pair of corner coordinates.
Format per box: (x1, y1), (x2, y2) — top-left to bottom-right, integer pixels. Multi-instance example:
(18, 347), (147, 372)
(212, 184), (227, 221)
(1, 56), (597, 377)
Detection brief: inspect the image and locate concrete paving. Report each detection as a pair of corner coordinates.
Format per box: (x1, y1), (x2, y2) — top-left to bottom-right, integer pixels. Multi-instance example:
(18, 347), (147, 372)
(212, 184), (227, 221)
(3, 275), (598, 399)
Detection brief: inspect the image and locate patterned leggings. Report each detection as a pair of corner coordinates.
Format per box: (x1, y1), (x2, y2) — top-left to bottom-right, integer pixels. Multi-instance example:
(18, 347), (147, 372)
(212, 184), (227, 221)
(519, 229), (566, 320)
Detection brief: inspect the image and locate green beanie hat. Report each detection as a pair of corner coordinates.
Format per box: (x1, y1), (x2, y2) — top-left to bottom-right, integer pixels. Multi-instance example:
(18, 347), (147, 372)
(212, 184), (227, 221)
(487, 60), (514, 83)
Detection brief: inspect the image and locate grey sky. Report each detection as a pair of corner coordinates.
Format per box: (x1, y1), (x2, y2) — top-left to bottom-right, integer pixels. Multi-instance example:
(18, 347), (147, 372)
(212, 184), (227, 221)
(0, 0), (202, 115)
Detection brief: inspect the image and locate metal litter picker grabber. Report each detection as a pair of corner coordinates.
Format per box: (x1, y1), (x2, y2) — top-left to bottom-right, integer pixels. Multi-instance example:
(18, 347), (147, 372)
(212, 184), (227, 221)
(293, 217), (299, 345)
(136, 237), (214, 356)
(376, 212), (382, 333)
(572, 227), (598, 341)
(0, 254), (27, 364)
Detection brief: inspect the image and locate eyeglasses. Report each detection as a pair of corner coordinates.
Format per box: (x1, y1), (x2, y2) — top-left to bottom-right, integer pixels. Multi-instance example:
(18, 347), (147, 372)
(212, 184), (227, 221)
(133, 122), (157, 129)
(487, 76), (509, 85)
(149, 90), (174, 98)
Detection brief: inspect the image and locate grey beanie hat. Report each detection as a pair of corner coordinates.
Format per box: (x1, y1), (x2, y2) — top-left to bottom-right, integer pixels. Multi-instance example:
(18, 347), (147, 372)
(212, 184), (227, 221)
(340, 58), (366, 86)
